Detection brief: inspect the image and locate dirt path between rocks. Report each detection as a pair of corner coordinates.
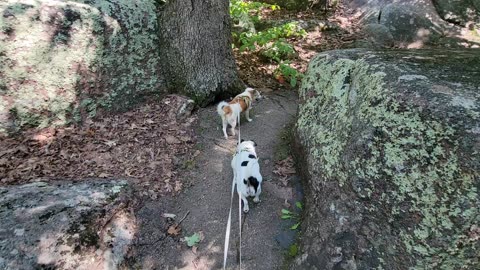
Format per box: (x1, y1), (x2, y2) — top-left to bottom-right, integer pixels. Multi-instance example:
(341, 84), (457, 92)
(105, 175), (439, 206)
(128, 90), (301, 270)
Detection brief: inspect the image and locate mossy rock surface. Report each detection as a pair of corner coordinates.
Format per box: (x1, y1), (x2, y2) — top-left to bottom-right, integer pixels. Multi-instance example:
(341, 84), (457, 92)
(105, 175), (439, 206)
(293, 48), (480, 269)
(0, 0), (163, 134)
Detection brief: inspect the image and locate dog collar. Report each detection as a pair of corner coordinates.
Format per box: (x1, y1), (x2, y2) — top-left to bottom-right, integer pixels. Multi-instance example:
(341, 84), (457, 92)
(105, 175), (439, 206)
(233, 149), (257, 158)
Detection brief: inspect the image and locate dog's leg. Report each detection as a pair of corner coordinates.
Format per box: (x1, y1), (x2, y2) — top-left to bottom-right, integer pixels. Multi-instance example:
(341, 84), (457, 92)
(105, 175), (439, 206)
(253, 185), (261, 203)
(222, 118), (228, 139)
(230, 119), (236, 136)
(246, 109), (252, 122)
(242, 194), (249, 213)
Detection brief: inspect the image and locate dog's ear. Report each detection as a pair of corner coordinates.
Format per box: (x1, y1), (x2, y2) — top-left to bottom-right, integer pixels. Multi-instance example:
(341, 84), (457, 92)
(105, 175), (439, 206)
(253, 140), (257, 147)
(241, 139), (245, 143)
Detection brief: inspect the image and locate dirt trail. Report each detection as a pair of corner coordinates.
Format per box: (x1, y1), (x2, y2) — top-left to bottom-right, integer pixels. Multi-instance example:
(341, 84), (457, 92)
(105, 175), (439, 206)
(129, 90), (300, 270)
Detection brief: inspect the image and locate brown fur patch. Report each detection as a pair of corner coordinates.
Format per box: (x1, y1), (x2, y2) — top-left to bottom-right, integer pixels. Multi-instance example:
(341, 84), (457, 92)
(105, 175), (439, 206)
(229, 97), (246, 111)
(223, 106), (232, 115)
(229, 93), (252, 112)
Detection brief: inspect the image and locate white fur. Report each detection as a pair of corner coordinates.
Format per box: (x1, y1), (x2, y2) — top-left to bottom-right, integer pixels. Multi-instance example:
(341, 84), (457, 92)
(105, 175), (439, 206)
(231, 141), (263, 213)
(216, 88), (262, 139)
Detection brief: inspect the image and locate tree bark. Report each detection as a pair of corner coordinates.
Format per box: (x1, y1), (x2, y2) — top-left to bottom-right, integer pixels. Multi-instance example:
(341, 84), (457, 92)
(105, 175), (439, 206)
(156, 0), (245, 106)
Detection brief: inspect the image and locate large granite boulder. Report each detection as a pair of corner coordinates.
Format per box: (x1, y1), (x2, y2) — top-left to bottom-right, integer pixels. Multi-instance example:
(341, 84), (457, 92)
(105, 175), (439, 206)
(0, 180), (135, 269)
(0, 0), (162, 134)
(349, 0), (480, 48)
(433, 0), (480, 26)
(294, 49), (480, 269)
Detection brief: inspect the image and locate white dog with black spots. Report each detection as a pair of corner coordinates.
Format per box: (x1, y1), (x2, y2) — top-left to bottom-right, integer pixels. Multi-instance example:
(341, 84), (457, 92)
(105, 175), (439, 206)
(231, 140), (263, 213)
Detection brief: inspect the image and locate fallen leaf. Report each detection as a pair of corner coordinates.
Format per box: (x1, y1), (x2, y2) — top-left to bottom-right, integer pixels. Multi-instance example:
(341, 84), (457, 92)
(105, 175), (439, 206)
(185, 233), (201, 247)
(174, 180), (183, 192)
(192, 246), (198, 254)
(168, 225), (181, 236)
(99, 173), (109, 178)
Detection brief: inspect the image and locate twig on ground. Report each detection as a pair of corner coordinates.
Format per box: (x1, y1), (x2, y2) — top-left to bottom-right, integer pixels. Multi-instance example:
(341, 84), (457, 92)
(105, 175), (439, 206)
(178, 210), (190, 226)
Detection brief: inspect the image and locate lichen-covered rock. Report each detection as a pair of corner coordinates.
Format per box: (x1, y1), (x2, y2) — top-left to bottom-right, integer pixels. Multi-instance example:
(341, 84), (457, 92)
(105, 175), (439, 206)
(0, 180), (135, 270)
(294, 49), (480, 269)
(0, 0), (163, 134)
(433, 0), (480, 26)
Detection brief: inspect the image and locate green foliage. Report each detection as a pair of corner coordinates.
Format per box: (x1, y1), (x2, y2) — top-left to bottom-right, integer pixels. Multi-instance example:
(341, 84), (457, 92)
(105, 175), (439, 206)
(281, 202), (303, 230)
(230, 0), (278, 28)
(261, 40), (295, 62)
(229, 1), (305, 86)
(288, 243), (298, 257)
(295, 201), (303, 210)
(184, 233), (201, 247)
(281, 208), (295, 219)
(238, 22), (306, 52)
(275, 61), (304, 87)
(80, 98), (97, 118)
(290, 222), (300, 230)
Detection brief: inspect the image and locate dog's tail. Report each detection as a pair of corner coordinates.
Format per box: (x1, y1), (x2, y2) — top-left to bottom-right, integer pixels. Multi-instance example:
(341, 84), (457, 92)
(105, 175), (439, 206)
(217, 101), (231, 118)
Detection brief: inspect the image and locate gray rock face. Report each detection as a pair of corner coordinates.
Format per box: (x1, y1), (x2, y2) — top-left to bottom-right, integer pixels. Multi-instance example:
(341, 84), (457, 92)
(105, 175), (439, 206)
(294, 49), (480, 269)
(347, 0), (480, 48)
(0, 180), (135, 270)
(433, 0), (480, 26)
(362, 23), (395, 47)
(379, 3), (440, 46)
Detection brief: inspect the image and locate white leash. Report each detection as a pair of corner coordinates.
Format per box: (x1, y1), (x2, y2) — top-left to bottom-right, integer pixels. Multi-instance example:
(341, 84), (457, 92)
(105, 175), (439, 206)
(223, 101), (243, 270)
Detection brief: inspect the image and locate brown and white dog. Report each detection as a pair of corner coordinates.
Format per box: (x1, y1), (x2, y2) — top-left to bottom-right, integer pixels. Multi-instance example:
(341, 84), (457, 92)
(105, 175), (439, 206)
(216, 88), (262, 139)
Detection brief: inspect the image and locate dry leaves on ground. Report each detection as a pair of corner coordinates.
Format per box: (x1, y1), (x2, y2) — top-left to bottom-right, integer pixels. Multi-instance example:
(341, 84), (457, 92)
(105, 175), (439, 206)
(274, 156), (296, 186)
(0, 95), (197, 196)
(167, 224), (182, 236)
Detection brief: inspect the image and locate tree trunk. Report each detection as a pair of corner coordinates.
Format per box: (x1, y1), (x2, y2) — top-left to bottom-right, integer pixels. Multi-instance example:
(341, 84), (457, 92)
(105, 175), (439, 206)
(156, 0), (245, 106)
(0, 0), (242, 134)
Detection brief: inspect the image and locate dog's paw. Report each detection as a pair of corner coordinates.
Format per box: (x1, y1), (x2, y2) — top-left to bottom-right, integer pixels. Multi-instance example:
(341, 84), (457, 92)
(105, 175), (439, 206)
(253, 197), (261, 203)
(247, 118), (252, 122)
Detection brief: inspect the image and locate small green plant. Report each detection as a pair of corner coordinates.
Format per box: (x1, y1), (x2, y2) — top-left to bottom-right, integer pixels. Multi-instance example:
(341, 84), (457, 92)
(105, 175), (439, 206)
(295, 201), (303, 210)
(80, 98), (97, 118)
(184, 233), (201, 247)
(238, 22), (306, 52)
(229, 1), (307, 87)
(281, 202), (303, 230)
(230, 0), (278, 23)
(288, 243), (298, 257)
(261, 40), (295, 62)
(274, 61), (304, 87)
(230, 0), (278, 33)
